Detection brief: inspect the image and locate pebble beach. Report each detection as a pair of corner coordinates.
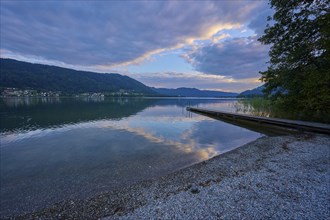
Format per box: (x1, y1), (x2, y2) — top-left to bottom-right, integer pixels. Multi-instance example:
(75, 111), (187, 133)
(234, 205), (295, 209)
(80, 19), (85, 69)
(4, 133), (330, 219)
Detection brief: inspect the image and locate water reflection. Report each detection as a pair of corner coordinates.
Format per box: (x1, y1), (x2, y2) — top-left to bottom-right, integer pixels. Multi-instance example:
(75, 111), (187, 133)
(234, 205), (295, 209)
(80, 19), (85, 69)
(0, 97), (262, 216)
(2, 96), (62, 107)
(0, 97), (156, 132)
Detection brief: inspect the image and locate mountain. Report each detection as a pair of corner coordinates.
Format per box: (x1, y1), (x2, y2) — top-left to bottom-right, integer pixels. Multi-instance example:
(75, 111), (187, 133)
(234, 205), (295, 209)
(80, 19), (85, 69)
(0, 58), (240, 97)
(153, 87), (238, 97)
(0, 58), (155, 95)
(239, 85), (265, 97)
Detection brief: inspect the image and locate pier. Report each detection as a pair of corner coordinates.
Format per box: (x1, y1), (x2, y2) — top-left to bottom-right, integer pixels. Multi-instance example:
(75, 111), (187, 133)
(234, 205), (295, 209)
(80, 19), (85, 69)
(186, 107), (330, 135)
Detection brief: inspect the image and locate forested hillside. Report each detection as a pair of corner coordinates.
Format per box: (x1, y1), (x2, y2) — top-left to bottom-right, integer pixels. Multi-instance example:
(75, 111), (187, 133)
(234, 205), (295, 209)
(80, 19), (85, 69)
(0, 59), (155, 95)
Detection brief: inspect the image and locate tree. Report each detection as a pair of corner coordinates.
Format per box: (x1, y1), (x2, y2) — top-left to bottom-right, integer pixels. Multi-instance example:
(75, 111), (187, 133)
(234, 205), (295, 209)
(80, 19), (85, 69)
(259, 0), (330, 117)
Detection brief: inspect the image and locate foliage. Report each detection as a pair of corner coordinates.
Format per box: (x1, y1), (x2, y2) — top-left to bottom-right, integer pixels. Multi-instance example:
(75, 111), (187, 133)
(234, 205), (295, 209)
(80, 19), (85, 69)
(0, 58), (155, 95)
(234, 97), (273, 117)
(235, 97), (329, 123)
(259, 0), (330, 116)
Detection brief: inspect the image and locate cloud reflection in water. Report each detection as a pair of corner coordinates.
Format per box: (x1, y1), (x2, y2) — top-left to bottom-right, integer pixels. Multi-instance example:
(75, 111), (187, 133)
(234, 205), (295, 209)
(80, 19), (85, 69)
(0, 98), (263, 216)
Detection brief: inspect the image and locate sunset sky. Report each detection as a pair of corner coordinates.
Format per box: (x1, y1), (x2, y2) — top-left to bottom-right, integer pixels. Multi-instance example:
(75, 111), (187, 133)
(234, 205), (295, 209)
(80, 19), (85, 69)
(0, 1), (273, 92)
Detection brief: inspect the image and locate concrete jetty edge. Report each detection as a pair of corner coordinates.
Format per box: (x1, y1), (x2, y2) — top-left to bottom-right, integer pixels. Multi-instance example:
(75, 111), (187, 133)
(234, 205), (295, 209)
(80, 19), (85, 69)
(187, 107), (330, 134)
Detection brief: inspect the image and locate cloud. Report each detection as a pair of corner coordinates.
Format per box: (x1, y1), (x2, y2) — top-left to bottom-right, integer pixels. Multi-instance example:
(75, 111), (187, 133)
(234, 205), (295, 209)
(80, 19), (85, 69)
(1, 1), (267, 67)
(182, 36), (270, 79)
(179, 2), (272, 79)
(248, 7), (274, 36)
(127, 71), (262, 92)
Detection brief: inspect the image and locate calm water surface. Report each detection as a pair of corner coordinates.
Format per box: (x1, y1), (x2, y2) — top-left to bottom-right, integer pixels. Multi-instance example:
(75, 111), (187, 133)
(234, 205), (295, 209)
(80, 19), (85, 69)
(0, 97), (263, 215)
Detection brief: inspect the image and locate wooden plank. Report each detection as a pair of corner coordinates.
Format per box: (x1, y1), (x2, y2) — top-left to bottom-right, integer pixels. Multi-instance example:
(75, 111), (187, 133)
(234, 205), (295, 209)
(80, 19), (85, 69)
(186, 107), (330, 135)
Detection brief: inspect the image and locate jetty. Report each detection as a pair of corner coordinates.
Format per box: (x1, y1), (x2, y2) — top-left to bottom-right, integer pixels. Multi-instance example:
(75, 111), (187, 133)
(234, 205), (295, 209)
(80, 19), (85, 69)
(186, 107), (330, 135)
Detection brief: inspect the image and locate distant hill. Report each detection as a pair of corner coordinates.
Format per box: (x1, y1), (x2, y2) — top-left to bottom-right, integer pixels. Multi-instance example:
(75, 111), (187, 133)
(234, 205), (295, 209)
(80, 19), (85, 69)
(153, 87), (238, 97)
(0, 58), (155, 95)
(239, 85), (265, 97)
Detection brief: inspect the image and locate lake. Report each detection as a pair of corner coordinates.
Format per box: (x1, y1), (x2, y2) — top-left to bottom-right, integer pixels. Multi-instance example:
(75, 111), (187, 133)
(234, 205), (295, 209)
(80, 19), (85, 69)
(0, 97), (264, 216)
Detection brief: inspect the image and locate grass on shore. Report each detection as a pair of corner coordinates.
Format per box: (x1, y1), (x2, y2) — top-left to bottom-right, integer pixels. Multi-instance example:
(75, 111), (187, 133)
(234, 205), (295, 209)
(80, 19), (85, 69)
(234, 97), (329, 123)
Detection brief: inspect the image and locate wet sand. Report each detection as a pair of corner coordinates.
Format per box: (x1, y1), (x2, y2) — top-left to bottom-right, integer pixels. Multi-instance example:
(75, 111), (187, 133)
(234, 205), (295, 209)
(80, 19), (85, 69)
(5, 133), (330, 219)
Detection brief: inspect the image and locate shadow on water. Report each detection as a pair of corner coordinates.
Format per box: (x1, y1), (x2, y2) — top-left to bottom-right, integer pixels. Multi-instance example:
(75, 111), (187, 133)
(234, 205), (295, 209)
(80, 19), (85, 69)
(0, 97), (154, 132)
(195, 112), (298, 136)
(0, 97), (265, 217)
(0, 97), (236, 132)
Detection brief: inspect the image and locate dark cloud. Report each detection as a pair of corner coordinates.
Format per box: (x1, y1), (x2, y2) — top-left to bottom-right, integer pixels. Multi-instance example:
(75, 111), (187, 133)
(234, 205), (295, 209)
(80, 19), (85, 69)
(182, 36), (270, 79)
(1, 1), (268, 66)
(179, 2), (272, 79)
(248, 7), (274, 36)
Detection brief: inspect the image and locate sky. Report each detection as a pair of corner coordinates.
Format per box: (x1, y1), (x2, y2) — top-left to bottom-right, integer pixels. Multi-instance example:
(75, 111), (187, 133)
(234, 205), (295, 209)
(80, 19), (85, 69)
(0, 1), (273, 92)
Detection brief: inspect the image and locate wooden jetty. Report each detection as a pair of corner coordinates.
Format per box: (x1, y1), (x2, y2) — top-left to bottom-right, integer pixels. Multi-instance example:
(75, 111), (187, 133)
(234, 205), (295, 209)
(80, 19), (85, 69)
(186, 107), (330, 135)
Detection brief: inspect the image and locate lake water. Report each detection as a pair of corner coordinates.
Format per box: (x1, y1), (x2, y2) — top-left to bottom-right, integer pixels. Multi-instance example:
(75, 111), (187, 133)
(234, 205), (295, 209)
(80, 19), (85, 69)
(0, 97), (264, 216)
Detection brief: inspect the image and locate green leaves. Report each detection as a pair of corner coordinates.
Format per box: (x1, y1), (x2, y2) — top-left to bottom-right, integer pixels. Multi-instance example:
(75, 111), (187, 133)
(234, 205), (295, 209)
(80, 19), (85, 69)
(259, 0), (330, 117)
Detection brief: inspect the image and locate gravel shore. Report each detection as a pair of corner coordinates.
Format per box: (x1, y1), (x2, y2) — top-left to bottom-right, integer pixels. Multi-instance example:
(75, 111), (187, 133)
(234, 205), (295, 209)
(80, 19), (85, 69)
(6, 133), (330, 219)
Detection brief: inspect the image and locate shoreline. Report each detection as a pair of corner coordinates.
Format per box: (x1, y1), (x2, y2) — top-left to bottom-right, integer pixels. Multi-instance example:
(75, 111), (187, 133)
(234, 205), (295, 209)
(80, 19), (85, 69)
(5, 133), (330, 219)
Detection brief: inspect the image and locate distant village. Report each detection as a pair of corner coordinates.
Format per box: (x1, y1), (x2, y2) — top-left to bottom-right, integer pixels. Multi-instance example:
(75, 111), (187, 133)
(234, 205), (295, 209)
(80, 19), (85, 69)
(1, 88), (144, 98)
(1, 88), (61, 97)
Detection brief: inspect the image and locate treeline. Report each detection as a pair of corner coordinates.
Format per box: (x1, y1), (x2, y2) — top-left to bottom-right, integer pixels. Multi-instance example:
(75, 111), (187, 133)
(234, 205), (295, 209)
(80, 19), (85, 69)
(0, 59), (155, 95)
(259, 0), (330, 116)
